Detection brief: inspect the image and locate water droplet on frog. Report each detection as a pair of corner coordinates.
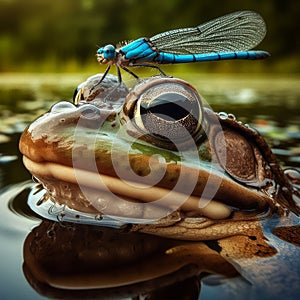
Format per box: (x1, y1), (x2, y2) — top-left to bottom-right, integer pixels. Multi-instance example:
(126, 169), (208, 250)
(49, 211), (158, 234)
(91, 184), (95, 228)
(51, 101), (75, 113)
(96, 198), (108, 211)
(218, 112), (228, 120)
(284, 168), (300, 186)
(57, 212), (65, 222)
(48, 203), (63, 216)
(95, 214), (103, 221)
(47, 229), (55, 238)
(292, 193), (300, 206)
(228, 113), (236, 120)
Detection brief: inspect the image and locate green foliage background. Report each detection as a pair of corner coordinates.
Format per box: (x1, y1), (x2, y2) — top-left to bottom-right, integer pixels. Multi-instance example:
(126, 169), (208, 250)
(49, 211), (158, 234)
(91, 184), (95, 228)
(0, 0), (299, 73)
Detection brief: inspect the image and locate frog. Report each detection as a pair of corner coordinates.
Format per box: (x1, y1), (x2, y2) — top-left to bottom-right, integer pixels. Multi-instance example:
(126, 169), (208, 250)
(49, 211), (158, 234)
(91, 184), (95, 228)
(19, 73), (300, 241)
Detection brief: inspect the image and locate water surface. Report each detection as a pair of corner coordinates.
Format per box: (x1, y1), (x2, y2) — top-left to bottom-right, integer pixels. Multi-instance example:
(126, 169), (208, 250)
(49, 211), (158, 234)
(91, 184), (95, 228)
(0, 73), (299, 299)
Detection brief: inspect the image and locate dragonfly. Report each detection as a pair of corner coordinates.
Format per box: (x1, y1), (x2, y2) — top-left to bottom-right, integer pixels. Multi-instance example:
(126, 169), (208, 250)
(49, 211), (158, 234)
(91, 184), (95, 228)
(96, 10), (269, 82)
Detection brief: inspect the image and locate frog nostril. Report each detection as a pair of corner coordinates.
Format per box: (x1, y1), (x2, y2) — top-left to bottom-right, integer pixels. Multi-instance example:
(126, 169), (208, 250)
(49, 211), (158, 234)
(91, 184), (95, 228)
(51, 101), (75, 113)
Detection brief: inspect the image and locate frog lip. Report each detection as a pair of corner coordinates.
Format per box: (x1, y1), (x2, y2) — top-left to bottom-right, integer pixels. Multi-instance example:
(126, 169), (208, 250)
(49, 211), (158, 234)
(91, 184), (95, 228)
(22, 155), (272, 223)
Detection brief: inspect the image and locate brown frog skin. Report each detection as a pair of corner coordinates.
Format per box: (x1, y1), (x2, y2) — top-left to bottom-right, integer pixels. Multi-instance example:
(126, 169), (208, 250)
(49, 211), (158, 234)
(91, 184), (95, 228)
(19, 73), (300, 241)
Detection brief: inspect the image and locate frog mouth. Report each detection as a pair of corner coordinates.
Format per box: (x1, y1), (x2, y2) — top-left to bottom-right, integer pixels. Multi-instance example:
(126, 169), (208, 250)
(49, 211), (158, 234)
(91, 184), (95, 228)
(23, 155), (272, 226)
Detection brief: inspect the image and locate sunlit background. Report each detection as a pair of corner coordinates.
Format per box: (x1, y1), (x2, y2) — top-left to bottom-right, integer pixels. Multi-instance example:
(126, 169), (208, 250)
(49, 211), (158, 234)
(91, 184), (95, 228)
(0, 0), (299, 73)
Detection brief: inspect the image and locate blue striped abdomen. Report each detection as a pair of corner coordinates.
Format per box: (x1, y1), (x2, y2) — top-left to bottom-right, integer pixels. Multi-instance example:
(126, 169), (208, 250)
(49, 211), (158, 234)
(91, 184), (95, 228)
(156, 51), (270, 64)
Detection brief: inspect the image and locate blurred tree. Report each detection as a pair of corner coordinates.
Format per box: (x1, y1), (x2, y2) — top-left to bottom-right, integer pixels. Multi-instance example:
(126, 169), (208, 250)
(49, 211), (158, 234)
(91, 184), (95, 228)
(0, 0), (299, 72)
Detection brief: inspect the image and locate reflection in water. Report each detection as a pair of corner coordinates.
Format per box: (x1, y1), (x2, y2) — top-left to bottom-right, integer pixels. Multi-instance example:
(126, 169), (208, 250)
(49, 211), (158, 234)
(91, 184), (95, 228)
(15, 183), (300, 300)
(23, 219), (237, 299)
(6, 184), (298, 300)
(0, 75), (300, 299)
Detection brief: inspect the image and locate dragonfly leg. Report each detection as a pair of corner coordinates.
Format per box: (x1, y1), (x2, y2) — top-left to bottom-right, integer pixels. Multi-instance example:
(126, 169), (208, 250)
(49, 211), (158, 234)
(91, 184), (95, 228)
(130, 63), (168, 76)
(121, 66), (140, 80)
(116, 66), (122, 83)
(91, 65), (111, 92)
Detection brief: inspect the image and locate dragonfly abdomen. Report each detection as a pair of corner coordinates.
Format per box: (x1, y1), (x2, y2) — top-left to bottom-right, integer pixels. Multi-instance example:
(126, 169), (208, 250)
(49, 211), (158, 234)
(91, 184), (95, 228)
(156, 50), (270, 64)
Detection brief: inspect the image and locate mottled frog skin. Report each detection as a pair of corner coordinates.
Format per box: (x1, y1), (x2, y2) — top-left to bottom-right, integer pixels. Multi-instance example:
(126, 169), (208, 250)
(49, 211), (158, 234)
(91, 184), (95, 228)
(19, 73), (300, 241)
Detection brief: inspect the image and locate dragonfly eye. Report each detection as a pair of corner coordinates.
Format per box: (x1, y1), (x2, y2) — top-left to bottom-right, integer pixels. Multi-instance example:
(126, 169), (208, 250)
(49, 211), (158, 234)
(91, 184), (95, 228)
(97, 48), (103, 55)
(123, 77), (205, 148)
(102, 44), (116, 60)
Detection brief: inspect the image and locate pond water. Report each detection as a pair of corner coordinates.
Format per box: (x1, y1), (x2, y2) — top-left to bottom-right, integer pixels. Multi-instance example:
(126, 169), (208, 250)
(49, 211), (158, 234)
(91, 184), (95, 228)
(0, 73), (299, 300)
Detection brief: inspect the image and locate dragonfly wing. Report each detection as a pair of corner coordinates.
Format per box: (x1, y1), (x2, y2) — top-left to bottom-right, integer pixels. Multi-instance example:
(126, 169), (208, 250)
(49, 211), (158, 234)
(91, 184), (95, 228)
(149, 11), (267, 54)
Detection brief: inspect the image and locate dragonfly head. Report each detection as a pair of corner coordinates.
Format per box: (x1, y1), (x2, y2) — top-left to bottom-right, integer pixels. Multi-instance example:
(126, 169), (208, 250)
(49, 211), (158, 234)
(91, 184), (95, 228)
(97, 44), (116, 64)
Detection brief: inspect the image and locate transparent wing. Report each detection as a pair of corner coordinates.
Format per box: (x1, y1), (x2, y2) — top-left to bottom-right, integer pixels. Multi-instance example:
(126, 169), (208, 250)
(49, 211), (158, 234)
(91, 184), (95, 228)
(149, 11), (267, 54)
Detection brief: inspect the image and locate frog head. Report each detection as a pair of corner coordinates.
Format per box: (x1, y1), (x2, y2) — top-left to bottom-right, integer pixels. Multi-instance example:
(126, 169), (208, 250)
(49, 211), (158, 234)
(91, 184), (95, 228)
(19, 74), (300, 240)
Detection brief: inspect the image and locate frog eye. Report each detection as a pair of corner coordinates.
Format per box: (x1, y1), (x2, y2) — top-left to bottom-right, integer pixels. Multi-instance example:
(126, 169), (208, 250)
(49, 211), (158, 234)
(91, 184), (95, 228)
(124, 77), (205, 146)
